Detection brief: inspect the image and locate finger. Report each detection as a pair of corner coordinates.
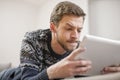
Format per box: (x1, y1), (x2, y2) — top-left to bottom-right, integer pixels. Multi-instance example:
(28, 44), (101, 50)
(74, 60), (92, 67)
(66, 60), (91, 70)
(73, 65), (92, 74)
(109, 64), (120, 67)
(68, 47), (86, 60)
(103, 67), (120, 72)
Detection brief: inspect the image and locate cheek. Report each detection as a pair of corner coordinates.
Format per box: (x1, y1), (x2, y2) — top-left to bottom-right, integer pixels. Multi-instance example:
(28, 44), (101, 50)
(63, 32), (71, 39)
(57, 29), (71, 40)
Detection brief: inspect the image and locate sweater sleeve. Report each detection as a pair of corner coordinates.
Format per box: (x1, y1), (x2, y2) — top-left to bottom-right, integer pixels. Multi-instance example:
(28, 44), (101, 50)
(19, 32), (49, 80)
(21, 67), (49, 80)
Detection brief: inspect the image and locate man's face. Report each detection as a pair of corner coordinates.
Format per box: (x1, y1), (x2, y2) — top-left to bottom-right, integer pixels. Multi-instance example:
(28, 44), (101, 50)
(55, 15), (84, 51)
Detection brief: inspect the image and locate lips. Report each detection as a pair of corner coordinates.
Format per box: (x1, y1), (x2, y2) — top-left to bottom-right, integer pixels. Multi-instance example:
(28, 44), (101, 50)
(67, 40), (79, 43)
(67, 41), (78, 46)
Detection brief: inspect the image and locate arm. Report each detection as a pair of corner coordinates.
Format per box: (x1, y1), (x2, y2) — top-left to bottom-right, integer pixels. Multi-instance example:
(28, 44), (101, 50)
(20, 32), (92, 79)
(21, 40), (91, 79)
(20, 32), (49, 80)
(47, 47), (92, 79)
(20, 67), (48, 80)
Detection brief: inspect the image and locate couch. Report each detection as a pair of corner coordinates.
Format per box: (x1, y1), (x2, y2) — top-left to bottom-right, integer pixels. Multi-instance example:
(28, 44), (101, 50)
(0, 63), (11, 72)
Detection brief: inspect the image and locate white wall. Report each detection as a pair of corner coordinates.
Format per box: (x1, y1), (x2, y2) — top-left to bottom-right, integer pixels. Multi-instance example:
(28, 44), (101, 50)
(89, 0), (120, 40)
(0, 0), (89, 67)
(0, 0), (39, 67)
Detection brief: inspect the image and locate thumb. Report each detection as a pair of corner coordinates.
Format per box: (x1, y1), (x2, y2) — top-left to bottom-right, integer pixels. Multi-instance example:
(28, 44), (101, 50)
(68, 47), (85, 60)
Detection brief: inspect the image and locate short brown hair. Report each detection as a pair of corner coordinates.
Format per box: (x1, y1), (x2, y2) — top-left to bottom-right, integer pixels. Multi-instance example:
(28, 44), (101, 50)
(50, 1), (86, 26)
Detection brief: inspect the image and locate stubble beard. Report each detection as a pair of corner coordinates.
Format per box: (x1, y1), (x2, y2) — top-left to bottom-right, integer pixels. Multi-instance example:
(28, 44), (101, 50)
(57, 37), (77, 52)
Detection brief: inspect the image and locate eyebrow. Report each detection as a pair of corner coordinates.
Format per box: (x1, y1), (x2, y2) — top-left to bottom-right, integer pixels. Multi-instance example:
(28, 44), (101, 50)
(66, 22), (83, 29)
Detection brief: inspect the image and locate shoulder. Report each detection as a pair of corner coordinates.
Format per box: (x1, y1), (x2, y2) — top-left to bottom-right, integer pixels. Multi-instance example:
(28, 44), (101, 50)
(24, 29), (51, 41)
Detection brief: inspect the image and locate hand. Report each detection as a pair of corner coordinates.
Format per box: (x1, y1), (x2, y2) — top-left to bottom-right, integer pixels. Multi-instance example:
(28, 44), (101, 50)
(101, 64), (120, 74)
(47, 47), (92, 79)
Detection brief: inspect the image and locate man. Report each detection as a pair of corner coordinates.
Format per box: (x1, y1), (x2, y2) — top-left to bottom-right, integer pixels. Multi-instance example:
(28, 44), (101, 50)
(19, 1), (92, 80)
(0, 1), (119, 80)
(19, 1), (120, 79)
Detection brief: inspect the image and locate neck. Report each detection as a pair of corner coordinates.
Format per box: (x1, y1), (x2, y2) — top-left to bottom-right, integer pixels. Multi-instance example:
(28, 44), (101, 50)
(51, 33), (66, 55)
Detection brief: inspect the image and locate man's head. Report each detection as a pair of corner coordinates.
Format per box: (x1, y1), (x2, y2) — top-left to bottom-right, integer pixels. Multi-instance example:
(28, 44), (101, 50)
(50, 1), (86, 26)
(50, 1), (86, 53)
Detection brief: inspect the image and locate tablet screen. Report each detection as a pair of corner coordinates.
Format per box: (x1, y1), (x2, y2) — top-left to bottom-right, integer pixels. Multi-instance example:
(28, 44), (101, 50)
(75, 35), (120, 75)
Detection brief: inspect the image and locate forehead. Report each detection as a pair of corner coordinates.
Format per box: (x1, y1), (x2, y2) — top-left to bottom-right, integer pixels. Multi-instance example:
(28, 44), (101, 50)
(59, 15), (84, 28)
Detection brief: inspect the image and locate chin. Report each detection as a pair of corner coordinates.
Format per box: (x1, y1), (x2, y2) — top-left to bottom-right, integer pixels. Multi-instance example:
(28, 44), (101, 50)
(65, 44), (77, 51)
(68, 46), (77, 51)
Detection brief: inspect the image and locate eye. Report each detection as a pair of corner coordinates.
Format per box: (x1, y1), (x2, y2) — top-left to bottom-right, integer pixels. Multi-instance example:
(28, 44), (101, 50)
(77, 29), (82, 33)
(67, 28), (72, 30)
(66, 27), (73, 31)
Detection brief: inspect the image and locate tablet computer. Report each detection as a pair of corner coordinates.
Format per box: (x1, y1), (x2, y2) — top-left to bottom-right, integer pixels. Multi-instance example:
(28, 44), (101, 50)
(75, 35), (120, 75)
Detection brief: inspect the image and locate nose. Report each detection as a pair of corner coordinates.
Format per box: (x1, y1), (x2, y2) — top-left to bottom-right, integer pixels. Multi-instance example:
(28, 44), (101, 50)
(71, 30), (79, 39)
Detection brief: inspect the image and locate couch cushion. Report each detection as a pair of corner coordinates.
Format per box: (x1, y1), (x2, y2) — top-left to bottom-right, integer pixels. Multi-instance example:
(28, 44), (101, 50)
(0, 63), (11, 72)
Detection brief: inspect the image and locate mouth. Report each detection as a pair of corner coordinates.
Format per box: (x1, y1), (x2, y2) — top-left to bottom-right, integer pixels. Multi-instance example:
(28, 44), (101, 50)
(67, 41), (78, 46)
(67, 40), (79, 43)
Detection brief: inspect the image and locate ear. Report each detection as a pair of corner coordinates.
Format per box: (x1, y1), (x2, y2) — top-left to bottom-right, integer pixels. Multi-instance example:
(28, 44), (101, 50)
(50, 22), (57, 33)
